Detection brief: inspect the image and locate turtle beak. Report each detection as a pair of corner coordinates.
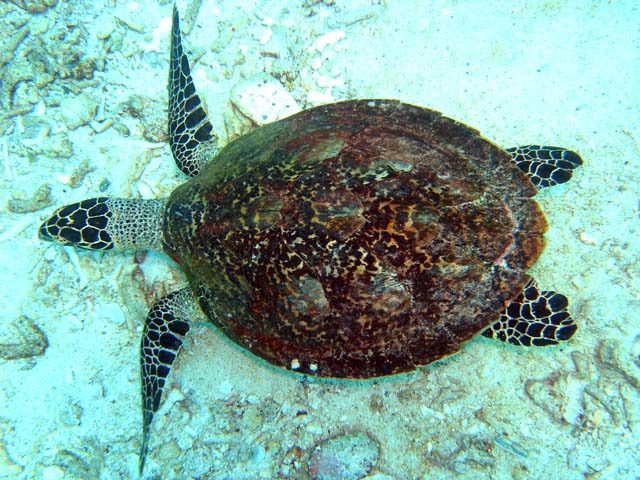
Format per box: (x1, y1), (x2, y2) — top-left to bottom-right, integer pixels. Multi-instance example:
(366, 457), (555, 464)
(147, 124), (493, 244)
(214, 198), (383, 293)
(38, 200), (93, 248)
(39, 217), (56, 242)
(38, 204), (80, 246)
(38, 222), (53, 241)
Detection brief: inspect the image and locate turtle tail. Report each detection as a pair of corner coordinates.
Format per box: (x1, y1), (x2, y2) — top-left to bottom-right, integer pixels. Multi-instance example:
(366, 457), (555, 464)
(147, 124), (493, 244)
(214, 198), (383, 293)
(39, 197), (166, 251)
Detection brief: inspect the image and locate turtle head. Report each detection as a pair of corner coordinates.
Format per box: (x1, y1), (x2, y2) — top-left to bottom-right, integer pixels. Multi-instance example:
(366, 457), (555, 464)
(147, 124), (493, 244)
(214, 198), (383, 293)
(40, 197), (166, 251)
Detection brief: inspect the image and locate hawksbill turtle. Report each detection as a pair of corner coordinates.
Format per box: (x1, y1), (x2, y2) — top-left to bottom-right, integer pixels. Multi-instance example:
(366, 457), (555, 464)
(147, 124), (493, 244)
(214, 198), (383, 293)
(39, 6), (582, 473)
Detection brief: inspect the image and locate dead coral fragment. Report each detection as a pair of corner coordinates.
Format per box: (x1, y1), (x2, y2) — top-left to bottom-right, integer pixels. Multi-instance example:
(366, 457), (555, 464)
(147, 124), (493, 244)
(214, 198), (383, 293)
(8, 0), (57, 14)
(7, 184), (51, 213)
(0, 315), (48, 360)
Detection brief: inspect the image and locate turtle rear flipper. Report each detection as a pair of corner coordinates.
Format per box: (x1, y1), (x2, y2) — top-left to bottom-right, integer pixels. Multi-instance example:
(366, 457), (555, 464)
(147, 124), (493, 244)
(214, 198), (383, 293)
(140, 287), (199, 474)
(39, 197), (164, 251)
(168, 5), (217, 177)
(507, 145), (583, 189)
(482, 278), (577, 346)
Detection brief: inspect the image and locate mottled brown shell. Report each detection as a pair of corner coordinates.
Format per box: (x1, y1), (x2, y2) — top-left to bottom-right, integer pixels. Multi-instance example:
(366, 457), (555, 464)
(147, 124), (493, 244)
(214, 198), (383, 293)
(163, 100), (547, 378)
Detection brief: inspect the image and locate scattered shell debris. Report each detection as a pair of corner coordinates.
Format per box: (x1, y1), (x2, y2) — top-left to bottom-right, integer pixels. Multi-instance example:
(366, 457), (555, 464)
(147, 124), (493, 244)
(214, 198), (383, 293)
(312, 30), (346, 53)
(230, 75), (300, 125)
(308, 431), (380, 480)
(58, 92), (99, 130)
(139, 16), (173, 53)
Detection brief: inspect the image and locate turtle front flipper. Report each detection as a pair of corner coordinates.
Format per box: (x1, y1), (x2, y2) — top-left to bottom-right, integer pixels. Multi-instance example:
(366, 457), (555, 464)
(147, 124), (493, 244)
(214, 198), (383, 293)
(39, 197), (165, 251)
(140, 287), (200, 475)
(482, 278), (577, 346)
(507, 145), (583, 188)
(168, 5), (217, 177)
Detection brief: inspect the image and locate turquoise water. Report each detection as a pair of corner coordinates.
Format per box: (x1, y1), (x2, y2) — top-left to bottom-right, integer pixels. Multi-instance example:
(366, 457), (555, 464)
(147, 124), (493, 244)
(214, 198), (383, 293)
(0, 1), (638, 479)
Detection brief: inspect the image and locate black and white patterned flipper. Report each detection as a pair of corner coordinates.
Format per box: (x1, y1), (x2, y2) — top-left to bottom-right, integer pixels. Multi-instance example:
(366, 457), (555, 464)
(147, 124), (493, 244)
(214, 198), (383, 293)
(139, 287), (200, 474)
(168, 6), (217, 177)
(507, 145), (583, 189)
(482, 278), (577, 347)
